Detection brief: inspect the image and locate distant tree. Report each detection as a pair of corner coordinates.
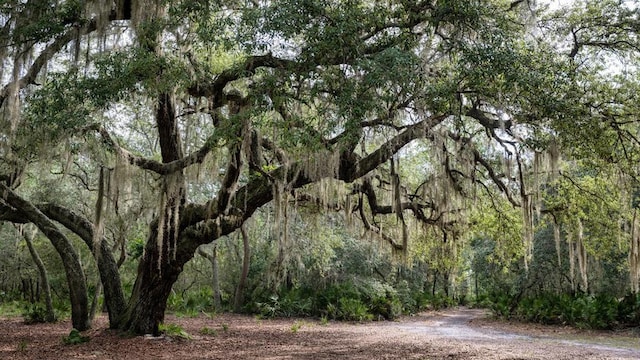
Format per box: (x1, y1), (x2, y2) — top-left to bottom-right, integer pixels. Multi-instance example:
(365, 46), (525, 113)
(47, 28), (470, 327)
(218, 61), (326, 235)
(21, 226), (56, 323)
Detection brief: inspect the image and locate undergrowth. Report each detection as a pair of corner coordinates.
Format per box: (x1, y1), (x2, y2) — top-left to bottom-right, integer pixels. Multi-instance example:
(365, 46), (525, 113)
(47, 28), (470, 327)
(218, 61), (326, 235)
(489, 292), (640, 330)
(251, 279), (457, 321)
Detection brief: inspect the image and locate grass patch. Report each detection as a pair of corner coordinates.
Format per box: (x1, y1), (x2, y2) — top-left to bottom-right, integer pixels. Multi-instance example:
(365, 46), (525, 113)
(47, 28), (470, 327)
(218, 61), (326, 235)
(290, 321), (303, 333)
(199, 326), (217, 336)
(16, 340), (28, 352)
(159, 323), (191, 340)
(0, 301), (26, 318)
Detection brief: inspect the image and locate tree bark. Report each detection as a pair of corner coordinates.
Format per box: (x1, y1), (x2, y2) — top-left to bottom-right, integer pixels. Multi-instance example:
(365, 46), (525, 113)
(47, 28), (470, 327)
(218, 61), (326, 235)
(120, 93), (187, 335)
(89, 280), (102, 322)
(38, 203), (127, 329)
(121, 225), (182, 335)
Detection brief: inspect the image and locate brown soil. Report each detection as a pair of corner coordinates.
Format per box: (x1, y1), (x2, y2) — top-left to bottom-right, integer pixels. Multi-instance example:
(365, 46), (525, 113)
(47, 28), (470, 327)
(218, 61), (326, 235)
(1, 308), (639, 359)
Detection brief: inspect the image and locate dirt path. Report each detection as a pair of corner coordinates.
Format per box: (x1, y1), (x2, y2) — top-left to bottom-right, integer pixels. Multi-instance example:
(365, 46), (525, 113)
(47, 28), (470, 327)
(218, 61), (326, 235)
(1, 308), (639, 359)
(387, 308), (640, 359)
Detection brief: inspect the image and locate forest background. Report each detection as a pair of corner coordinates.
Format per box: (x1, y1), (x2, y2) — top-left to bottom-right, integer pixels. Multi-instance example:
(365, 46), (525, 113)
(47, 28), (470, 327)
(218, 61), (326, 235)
(1, 0), (640, 336)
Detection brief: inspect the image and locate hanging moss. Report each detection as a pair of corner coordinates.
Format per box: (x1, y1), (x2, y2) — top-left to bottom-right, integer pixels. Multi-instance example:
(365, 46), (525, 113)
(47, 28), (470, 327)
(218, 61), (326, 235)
(521, 194), (534, 273)
(92, 166), (106, 263)
(567, 229), (576, 293)
(576, 219), (588, 293)
(553, 220), (561, 267)
(630, 210), (640, 293)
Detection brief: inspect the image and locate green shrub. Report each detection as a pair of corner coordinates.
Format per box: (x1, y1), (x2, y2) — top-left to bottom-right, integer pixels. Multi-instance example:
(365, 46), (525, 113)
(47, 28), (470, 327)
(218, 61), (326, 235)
(199, 326), (217, 336)
(167, 287), (214, 316)
(255, 290), (314, 318)
(251, 279), (430, 321)
(618, 292), (640, 325)
(16, 340), (28, 352)
(393, 280), (417, 314)
(496, 292), (634, 330)
(23, 304), (56, 324)
(279, 289), (313, 317)
(290, 320), (303, 333)
(62, 329), (89, 345)
(255, 294), (281, 318)
(429, 293), (456, 310)
(337, 297), (373, 321)
(159, 323), (191, 340)
(488, 294), (511, 319)
(0, 300), (25, 318)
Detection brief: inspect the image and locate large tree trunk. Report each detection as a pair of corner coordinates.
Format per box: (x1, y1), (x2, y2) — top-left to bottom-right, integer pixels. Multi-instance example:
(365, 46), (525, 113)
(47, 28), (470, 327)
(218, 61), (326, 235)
(89, 280), (102, 322)
(211, 244), (222, 311)
(121, 225), (183, 335)
(121, 93), (186, 335)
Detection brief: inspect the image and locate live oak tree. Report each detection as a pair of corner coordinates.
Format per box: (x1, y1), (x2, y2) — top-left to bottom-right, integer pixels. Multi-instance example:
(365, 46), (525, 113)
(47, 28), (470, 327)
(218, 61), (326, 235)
(1, 0), (639, 335)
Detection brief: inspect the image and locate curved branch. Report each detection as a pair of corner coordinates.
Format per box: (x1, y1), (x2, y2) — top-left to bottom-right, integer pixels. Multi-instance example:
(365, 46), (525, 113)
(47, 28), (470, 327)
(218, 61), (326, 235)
(181, 113), (449, 234)
(0, 18), (101, 108)
(0, 183), (89, 331)
(358, 195), (403, 250)
(0, 200), (127, 328)
(346, 114), (449, 182)
(472, 149), (520, 207)
(188, 54), (294, 105)
(96, 126), (213, 175)
(359, 176), (437, 224)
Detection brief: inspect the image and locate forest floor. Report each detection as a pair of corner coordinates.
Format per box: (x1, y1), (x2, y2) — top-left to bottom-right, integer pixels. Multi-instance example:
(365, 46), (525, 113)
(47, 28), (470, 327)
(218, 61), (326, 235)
(1, 307), (640, 359)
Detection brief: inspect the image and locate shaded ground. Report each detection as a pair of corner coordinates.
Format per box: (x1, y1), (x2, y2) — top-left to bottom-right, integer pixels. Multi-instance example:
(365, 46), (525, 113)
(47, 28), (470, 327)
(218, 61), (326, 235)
(1, 308), (639, 359)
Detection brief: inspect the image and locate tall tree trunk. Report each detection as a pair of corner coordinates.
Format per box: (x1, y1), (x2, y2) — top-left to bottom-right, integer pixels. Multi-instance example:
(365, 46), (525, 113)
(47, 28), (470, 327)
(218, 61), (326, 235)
(0, 184), (90, 330)
(121, 93), (186, 335)
(198, 244), (222, 311)
(22, 226), (55, 322)
(234, 225), (250, 312)
(39, 204), (127, 329)
(211, 244), (222, 311)
(432, 270), (438, 296)
(121, 225), (182, 335)
(89, 280), (102, 322)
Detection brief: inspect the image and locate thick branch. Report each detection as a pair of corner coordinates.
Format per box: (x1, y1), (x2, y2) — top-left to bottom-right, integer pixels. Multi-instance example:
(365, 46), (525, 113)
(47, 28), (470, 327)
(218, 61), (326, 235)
(472, 149), (520, 207)
(347, 114), (448, 182)
(0, 200), (127, 328)
(180, 113), (448, 239)
(33, 203), (127, 327)
(0, 184), (89, 331)
(359, 177), (436, 224)
(358, 195), (403, 250)
(188, 54), (293, 104)
(466, 107), (512, 131)
(217, 143), (243, 214)
(96, 126), (213, 175)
